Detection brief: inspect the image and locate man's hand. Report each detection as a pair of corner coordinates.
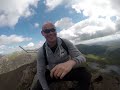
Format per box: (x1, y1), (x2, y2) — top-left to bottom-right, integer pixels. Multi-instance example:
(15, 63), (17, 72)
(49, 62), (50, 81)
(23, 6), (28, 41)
(50, 60), (76, 79)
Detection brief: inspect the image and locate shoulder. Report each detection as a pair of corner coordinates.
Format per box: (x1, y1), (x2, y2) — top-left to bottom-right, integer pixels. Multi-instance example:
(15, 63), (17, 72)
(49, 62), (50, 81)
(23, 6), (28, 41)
(60, 38), (73, 45)
(37, 45), (44, 56)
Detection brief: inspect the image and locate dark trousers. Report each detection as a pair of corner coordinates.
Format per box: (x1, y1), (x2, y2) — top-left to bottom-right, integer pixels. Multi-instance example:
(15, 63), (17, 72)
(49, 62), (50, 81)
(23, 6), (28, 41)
(32, 67), (91, 90)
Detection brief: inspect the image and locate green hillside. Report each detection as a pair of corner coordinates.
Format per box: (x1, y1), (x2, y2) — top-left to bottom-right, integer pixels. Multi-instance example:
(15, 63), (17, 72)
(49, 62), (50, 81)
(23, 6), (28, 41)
(76, 44), (120, 65)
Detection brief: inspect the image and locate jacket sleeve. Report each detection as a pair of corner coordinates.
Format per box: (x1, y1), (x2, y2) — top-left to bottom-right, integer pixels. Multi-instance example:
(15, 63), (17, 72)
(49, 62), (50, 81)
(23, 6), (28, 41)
(63, 39), (86, 64)
(37, 47), (49, 90)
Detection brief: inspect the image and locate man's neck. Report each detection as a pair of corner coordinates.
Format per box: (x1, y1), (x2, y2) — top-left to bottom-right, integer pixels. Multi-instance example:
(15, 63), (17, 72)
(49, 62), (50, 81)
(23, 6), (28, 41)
(47, 41), (57, 48)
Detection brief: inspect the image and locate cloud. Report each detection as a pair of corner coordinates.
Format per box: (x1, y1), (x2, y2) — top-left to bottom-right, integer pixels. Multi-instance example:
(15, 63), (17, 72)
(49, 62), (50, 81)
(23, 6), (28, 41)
(46, 0), (120, 44)
(116, 19), (120, 32)
(27, 42), (34, 47)
(0, 42), (40, 54)
(44, 0), (120, 21)
(23, 40), (44, 50)
(44, 0), (64, 11)
(8, 46), (21, 54)
(0, 35), (32, 45)
(111, 0), (120, 16)
(0, 40), (44, 54)
(38, 40), (45, 47)
(55, 17), (74, 29)
(79, 33), (120, 45)
(0, 0), (39, 27)
(0, 45), (21, 54)
(71, 0), (119, 18)
(0, 51), (4, 54)
(0, 45), (6, 49)
(69, 0), (120, 21)
(34, 23), (39, 28)
(23, 42), (34, 48)
(44, 0), (120, 18)
(58, 17), (116, 43)
(44, 0), (80, 11)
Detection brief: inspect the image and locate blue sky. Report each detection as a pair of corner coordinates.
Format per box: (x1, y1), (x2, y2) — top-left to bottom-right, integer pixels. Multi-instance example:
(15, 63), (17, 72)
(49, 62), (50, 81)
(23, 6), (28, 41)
(0, 0), (120, 54)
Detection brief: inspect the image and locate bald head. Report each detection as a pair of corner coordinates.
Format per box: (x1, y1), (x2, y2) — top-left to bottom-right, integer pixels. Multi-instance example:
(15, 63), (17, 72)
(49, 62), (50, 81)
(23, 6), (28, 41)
(41, 21), (57, 45)
(42, 21), (55, 31)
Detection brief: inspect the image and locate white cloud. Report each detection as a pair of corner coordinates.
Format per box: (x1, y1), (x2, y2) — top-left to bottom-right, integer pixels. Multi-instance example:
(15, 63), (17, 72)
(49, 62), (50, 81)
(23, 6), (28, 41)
(44, 0), (64, 11)
(71, 0), (119, 18)
(0, 40), (44, 54)
(34, 23), (39, 28)
(111, 0), (120, 16)
(23, 41), (44, 50)
(24, 42), (34, 48)
(27, 42), (34, 47)
(0, 35), (32, 45)
(0, 45), (6, 49)
(8, 46), (21, 54)
(55, 17), (74, 29)
(0, 0), (39, 27)
(0, 45), (21, 54)
(58, 17), (116, 43)
(38, 40), (45, 47)
(115, 19), (120, 32)
(79, 33), (120, 45)
(44, 0), (120, 18)
(0, 51), (4, 54)
(46, 0), (120, 44)
(44, 0), (79, 11)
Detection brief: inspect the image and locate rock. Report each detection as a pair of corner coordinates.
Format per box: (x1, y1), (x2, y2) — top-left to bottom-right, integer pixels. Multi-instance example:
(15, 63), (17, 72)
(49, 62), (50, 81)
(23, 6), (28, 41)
(0, 61), (120, 90)
(91, 73), (120, 90)
(17, 61), (37, 90)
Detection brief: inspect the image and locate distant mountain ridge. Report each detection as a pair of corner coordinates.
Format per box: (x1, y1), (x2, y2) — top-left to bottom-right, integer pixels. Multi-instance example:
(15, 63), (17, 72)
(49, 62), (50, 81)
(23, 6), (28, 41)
(76, 44), (120, 64)
(76, 44), (108, 56)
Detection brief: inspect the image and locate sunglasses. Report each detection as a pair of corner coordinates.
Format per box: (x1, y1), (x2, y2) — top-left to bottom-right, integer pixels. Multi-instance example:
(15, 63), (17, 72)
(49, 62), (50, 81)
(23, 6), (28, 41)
(42, 28), (56, 33)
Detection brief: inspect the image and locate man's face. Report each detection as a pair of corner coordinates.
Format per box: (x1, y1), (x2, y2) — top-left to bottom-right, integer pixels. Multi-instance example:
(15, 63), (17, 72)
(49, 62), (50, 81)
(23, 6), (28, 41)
(41, 23), (57, 43)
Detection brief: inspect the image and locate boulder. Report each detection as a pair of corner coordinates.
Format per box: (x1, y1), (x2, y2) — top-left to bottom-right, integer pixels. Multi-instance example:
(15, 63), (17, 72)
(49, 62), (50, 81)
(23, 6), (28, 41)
(0, 61), (120, 90)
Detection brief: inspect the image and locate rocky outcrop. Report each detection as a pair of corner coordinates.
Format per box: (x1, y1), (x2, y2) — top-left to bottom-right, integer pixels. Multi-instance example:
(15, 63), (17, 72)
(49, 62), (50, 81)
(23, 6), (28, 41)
(17, 61), (36, 90)
(0, 61), (120, 90)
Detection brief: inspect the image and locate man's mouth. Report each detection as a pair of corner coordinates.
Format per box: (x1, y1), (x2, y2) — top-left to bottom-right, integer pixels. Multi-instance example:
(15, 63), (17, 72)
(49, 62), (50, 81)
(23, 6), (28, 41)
(49, 35), (54, 38)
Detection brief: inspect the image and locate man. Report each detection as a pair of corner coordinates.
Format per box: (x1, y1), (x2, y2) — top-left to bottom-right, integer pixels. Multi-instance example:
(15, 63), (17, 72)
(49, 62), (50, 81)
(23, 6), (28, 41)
(35, 22), (91, 90)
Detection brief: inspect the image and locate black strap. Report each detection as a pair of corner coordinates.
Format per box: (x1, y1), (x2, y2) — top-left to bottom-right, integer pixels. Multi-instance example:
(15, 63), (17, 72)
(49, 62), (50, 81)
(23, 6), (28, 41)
(61, 38), (69, 55)
(43, 43), (48, 65)
(43, 38), (69, 65)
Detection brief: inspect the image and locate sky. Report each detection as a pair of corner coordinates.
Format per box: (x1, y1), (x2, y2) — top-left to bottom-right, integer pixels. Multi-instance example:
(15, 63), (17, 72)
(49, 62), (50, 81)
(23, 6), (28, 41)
(0, 0), (120, 54)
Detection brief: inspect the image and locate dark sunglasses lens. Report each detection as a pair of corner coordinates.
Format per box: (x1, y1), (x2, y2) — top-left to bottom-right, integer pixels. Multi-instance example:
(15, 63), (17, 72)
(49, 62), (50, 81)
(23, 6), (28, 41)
(44, 30), (50, 33)
(43, 28), (56, 33)
(51, 28), (55, 32)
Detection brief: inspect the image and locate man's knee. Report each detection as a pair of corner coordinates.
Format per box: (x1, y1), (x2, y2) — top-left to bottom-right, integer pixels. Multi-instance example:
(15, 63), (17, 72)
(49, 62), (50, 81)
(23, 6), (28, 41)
(30, 74), (43, 90)
(85, 71), (92, 83)
(31, 80), (43, 90)
(75, 67), (92, 82)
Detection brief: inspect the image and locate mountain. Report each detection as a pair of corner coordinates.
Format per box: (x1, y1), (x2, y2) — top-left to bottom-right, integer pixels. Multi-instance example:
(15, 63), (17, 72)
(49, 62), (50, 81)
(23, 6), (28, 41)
(105, 48), (120, 60)
(0, 54), (4, 59)
(76, 44), (107, 56)
(76, 44), (120, 64)
(0, 44), (120, 90)
(0, 61), (120, 90)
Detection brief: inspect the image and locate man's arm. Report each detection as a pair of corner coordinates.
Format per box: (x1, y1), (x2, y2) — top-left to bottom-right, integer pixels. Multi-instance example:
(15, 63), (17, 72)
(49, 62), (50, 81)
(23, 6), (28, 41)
(50, 38), (86, 79)
(63, 39), (86, 64)
(37, 48), (49, 90)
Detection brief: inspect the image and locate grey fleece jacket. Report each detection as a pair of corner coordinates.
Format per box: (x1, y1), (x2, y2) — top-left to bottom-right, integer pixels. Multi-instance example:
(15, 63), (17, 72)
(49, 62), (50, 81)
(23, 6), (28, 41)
(37, 37), (86, 90)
